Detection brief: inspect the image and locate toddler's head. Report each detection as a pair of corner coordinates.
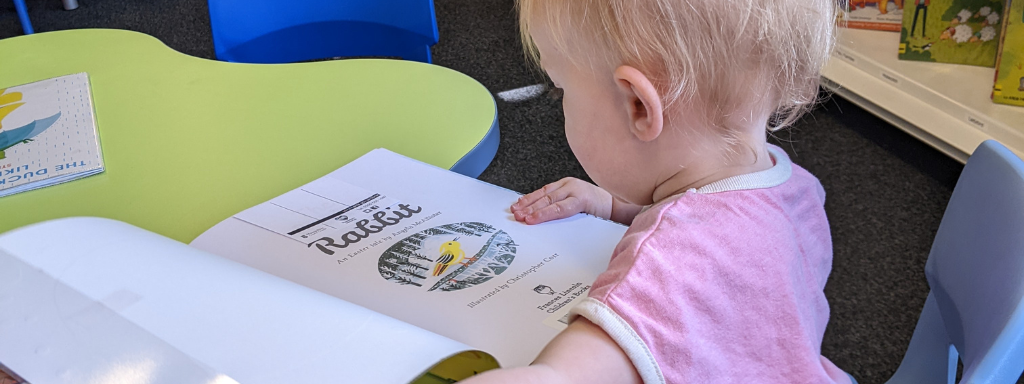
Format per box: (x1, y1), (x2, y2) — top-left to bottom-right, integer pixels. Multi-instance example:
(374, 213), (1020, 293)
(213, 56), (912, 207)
(518, 0), (837, 204)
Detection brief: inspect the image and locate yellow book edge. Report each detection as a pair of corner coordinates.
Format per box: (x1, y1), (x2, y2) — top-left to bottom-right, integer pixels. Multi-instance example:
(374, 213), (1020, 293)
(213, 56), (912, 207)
(412, 350), (501, 383)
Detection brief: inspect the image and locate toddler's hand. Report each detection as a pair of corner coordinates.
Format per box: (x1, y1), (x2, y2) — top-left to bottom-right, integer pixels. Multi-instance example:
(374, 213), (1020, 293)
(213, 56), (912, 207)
(511, 177), (612, 225)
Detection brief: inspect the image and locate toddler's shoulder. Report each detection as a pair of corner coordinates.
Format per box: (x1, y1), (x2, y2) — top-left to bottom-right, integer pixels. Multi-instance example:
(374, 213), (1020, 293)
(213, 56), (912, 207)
(590, 148), (833, 300)
(768, 144), (827, 203)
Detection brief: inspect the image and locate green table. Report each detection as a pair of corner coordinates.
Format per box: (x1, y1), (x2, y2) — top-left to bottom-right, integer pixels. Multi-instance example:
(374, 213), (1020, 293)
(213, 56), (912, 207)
(0, 29), (498, 242)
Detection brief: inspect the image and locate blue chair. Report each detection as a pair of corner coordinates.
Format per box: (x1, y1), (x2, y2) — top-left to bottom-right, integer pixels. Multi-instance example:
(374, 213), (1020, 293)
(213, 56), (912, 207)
(881, 140), (1024, 383)
(13, 0), (33, 34)
(207, 0), (439, 64)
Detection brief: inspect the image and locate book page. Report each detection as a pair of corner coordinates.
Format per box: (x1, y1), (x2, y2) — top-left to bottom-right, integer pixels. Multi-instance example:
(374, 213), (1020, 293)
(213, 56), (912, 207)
(192, 149), (627, 367)
(0, 249), (234, 384)
(0, 217), (472, 384)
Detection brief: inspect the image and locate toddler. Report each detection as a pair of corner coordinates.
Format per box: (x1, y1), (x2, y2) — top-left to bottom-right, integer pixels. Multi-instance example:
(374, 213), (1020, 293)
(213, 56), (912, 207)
(464, 0), (850, 383)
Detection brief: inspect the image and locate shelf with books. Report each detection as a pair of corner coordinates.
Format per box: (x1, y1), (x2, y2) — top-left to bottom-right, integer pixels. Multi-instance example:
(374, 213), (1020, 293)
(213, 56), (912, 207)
(821, 28), (1024, 162)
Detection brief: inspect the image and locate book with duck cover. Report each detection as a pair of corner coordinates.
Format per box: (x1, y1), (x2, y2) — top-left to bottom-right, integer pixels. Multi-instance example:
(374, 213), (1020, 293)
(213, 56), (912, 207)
(0, 73), (102, 198)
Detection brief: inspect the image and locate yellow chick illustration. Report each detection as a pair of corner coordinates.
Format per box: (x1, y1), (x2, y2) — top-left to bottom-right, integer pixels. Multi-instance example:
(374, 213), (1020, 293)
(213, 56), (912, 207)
(433, 238), (466, 277)
(0, 89), (26, 131)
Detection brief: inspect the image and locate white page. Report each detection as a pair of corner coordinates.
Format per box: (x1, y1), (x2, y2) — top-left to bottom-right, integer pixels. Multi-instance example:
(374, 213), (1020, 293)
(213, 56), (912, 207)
(0, 217), (471, 384)
(192, 149), (627, 367)
(0, 250), (233, 384)
(234, 177), (401, 242)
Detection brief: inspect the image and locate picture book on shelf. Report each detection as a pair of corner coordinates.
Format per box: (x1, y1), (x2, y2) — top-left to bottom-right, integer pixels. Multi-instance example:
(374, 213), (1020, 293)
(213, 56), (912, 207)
(993, 0), (1024, 106)
(0, 73), (103, 198)
(898, 0), (1006, 67)
(840, 0), (906, 31)
(0, 149), (627, 384)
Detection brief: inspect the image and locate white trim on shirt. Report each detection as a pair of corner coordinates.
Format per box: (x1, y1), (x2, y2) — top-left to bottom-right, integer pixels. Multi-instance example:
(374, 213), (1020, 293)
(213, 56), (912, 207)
(695, 145), (792, 194)
(696, 144), (790, 193)
(570, 298), (666, 384)
(638, 146), (794, 215)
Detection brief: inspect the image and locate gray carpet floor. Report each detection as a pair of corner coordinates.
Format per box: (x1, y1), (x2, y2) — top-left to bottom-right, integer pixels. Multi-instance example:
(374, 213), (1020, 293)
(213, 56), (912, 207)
(5, 1), (1012, 383)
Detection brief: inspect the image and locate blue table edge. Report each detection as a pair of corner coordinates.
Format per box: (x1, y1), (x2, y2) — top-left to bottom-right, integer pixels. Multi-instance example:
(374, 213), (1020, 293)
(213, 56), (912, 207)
(449, 98), (499, 179)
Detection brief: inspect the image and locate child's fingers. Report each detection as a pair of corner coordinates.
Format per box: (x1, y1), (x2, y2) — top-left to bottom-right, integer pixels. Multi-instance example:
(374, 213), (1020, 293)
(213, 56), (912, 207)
(511, 179), (575, 219)
(512, 178), (571, 211)
(513, 183), (579, 221)
(526, 184), (576, 212)
(524, 196), (584, 224)
(512, 193), (555, 221)
(512, 189), (550, 213)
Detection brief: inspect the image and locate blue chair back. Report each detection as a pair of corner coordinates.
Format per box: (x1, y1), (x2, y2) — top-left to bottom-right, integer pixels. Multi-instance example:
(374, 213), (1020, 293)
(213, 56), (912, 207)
(886, 140), (1024, 384)
(208, 0), (439, 63)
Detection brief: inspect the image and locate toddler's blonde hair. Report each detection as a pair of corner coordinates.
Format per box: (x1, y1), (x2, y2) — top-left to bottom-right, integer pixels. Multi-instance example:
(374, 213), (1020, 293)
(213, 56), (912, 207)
(518, 0), (837, 135)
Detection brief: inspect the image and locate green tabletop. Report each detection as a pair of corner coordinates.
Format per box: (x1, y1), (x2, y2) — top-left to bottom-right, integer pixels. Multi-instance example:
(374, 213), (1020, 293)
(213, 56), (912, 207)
(0, 29), (497, 242)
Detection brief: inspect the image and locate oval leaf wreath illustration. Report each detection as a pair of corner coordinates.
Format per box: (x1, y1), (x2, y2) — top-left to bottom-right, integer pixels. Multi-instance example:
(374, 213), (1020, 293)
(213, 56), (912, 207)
(378, 222), (517, 292)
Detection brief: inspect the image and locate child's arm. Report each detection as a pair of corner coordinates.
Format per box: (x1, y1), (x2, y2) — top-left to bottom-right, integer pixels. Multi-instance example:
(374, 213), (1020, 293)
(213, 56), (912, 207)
(0, 369), (20, 384)
(459, 318), (642, 384)
(511, 178), (643, 225)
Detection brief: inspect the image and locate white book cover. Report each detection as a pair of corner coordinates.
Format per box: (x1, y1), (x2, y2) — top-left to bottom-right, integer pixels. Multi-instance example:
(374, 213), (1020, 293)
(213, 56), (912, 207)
(0, 73), (103, 198)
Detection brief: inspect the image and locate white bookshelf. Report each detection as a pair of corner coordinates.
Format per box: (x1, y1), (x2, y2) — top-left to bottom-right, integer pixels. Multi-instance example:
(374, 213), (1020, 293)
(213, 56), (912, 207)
(821, 28), (1024, 163)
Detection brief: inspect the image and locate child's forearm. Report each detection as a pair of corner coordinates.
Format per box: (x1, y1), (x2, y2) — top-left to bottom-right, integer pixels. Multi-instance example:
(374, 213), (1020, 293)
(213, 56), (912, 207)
(462, 318), (642, 384)
(610, 197), (643, 225)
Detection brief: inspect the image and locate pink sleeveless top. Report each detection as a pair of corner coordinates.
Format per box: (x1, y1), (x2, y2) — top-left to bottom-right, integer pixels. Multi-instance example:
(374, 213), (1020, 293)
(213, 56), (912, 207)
(570, 145), (851, 384)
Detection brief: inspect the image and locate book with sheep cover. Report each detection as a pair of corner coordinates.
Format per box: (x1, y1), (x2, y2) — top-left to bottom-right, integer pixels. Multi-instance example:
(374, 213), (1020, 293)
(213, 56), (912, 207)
(898, 0), (1006, 66)
(0, 149), (627, 384)
(0, 73), (103, 198)
(993, 0), (1024, 106)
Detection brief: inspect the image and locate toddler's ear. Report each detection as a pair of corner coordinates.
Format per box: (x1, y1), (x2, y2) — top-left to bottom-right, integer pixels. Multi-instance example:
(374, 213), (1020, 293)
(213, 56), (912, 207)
(613, 66), (663, 142)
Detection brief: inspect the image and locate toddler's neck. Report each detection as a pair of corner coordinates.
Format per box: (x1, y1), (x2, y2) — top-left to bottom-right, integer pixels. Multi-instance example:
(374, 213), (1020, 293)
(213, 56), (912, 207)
(650, 142), (774, 204)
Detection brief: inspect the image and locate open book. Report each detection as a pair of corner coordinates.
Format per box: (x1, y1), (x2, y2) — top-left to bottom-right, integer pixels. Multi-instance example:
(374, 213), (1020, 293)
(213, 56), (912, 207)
(0, 149), (626, 384)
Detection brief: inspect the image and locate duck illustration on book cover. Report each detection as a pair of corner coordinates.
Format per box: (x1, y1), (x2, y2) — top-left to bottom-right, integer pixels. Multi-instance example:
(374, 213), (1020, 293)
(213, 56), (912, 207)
(0, 90), (60, 161)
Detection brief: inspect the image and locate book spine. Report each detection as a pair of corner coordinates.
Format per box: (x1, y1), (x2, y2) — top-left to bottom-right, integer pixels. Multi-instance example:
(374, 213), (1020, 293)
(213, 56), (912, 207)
(993, 0), (1024, 106)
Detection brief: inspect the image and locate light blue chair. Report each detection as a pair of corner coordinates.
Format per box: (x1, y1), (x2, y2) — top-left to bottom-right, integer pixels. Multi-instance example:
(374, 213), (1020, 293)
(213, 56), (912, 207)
(13, 0), (33, 34)
(881, 140), (1024, 383)
(207, 0), (439, 64)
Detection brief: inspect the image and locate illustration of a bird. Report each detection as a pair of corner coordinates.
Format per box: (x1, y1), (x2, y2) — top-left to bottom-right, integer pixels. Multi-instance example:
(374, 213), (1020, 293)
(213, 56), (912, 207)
(0, 88), (61, 160)
(0, 113), (61, 160)
(433, 237), (466, 276)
